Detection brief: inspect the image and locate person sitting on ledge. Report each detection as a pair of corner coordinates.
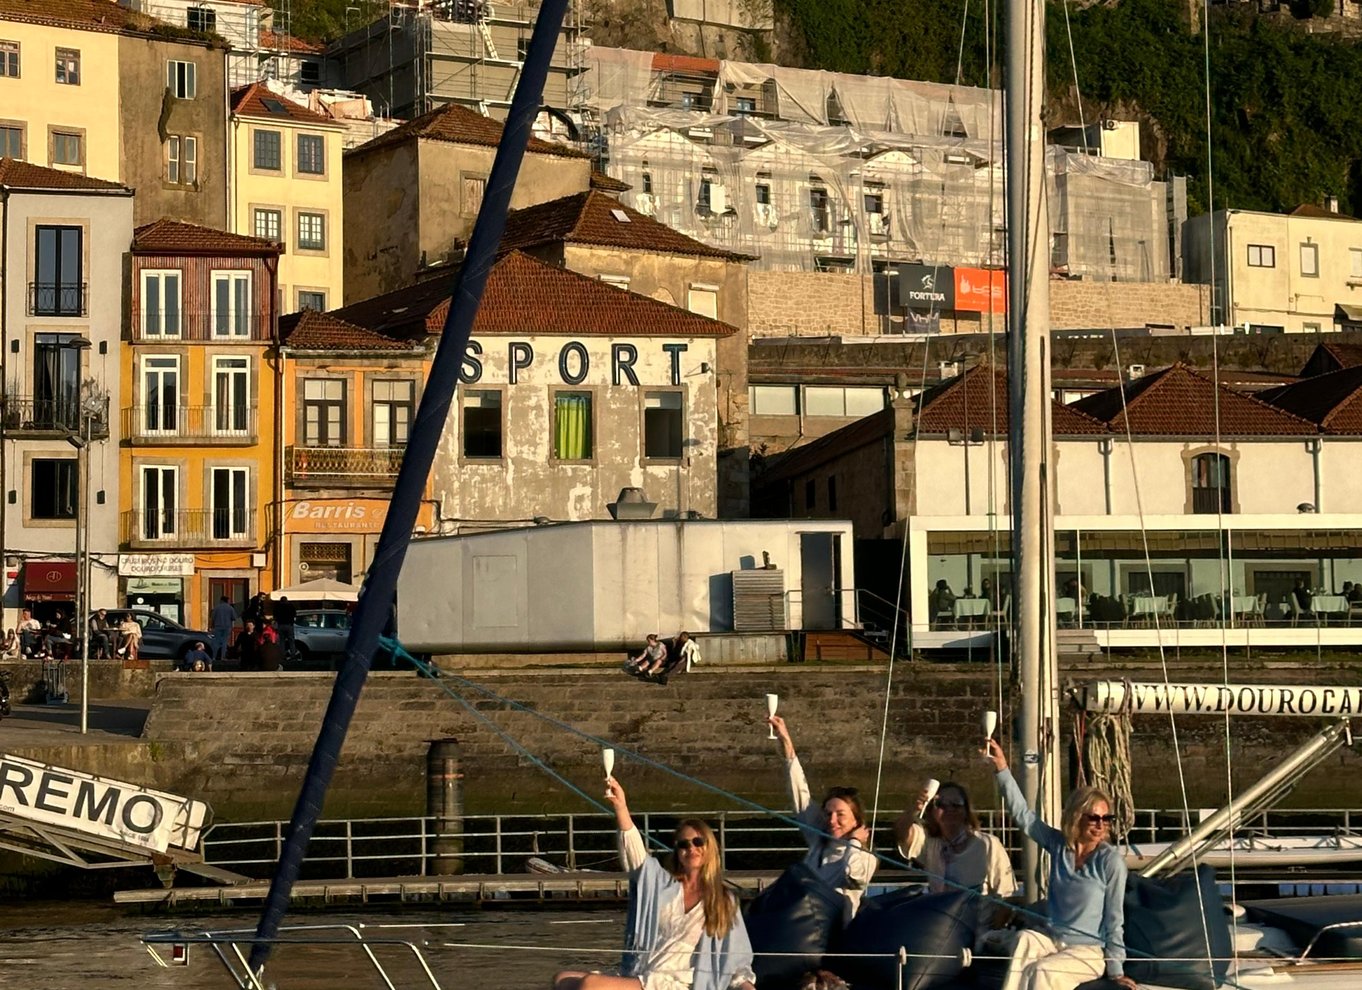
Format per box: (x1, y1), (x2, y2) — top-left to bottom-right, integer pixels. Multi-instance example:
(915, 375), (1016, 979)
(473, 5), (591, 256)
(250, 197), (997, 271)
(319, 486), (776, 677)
(624, 634), (667, 678)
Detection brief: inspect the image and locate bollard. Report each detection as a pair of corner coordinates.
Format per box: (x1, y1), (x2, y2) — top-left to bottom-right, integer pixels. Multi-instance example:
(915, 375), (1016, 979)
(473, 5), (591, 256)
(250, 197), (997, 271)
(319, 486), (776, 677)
(426, 738), (465, 875)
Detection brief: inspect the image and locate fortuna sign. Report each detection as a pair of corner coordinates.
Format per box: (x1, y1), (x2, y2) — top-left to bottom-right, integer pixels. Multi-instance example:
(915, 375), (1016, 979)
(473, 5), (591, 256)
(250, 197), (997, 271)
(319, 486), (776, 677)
(1081, 680), (1362, 718)
(0, 754), (210, 854)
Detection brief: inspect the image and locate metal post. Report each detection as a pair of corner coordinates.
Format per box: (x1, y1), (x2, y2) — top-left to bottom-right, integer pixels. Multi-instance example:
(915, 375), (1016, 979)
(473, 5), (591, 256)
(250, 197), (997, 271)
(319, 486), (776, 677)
(78, 410), (90, 734)
(426, 739), (464, 875)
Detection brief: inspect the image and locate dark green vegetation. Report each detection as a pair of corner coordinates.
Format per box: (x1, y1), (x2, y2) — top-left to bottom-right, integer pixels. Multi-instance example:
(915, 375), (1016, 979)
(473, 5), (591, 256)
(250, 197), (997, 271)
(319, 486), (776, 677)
(778, 0), (1362, 216)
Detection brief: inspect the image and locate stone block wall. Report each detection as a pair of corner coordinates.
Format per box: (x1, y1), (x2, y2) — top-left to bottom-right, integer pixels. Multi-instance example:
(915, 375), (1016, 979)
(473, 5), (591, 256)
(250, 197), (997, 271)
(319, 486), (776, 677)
(1049, 280), (1211, 331)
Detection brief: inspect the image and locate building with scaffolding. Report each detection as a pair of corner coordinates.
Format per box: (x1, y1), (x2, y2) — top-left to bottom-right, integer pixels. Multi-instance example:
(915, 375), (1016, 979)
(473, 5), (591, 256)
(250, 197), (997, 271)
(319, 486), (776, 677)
(327, 0), (586, 122)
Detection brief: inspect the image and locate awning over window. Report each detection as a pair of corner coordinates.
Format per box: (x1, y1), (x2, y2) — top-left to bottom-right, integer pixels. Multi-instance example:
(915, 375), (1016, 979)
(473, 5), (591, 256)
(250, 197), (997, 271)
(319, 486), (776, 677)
(23, 561), (76, 601)
(1334, 303), (1362, 327)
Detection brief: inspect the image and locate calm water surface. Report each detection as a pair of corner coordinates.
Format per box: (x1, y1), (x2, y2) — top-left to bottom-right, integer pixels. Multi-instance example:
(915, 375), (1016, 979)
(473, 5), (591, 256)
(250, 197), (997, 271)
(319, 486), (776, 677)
(0, 901), (625, 990)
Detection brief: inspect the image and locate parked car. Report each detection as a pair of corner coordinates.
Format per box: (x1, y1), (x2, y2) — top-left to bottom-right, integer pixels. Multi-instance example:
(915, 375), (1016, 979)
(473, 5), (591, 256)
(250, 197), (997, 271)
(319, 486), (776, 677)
(292, 609), (352, 666)
(96, 609), (212, 661)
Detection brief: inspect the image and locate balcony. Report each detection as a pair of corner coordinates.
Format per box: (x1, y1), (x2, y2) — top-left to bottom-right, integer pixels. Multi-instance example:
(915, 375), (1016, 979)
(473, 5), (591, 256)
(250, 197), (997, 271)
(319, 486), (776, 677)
(121, 509), (256, 549)
(288, 445), (404, 488)
(121, 406), (259, 445)
(29, 282), (87, 317)
(132, 312), (271, 342)
(1, 394), (109, 440)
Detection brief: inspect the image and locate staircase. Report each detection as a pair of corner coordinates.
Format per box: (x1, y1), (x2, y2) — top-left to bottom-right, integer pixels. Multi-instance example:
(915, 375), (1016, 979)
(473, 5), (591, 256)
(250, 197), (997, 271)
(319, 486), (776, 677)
(801, 630), (892, 663)
(1056, 627), (1102, 659)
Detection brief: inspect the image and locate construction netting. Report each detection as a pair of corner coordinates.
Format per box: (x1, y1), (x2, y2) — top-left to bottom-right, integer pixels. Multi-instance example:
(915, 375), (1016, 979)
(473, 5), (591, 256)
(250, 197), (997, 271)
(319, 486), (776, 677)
(580, 47), (1181, 281)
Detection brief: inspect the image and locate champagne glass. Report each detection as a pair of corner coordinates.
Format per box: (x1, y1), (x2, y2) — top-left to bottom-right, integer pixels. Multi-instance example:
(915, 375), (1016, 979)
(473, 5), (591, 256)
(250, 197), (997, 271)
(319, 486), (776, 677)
(921, 778), (940, 819)
(766, 694), (779, 739)
(602, 747), (615, 780)
(983, 710), (998, 745)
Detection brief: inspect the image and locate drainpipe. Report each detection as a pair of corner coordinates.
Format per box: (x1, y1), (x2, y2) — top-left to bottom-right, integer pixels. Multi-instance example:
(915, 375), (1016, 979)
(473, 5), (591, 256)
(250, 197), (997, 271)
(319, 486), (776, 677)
(1099, 437), (1115, 595)
(1, 188), (8, 602)
(271, 253), (283, 590)
(1306, 437), (1322, 513)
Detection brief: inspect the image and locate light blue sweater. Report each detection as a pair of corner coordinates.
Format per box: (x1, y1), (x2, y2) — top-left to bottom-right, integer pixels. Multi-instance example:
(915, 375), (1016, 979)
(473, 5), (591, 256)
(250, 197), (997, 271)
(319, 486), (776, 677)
(996, 769), (1127, 978)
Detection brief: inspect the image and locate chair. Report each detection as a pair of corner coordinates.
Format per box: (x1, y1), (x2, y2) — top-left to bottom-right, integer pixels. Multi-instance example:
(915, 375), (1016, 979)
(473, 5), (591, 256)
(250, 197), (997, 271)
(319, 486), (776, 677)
(1055, 596), (1077, 626)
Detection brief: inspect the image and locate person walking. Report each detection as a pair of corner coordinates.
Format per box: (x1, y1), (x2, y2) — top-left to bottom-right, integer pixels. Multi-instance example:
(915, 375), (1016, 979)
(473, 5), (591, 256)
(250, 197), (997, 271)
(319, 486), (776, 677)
(273, 596), (298, 662)
(210, 596), (237, 667)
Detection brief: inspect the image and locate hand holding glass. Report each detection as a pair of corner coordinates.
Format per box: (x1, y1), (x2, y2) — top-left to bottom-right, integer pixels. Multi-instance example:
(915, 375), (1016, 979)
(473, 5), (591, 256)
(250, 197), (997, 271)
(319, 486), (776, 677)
(766, 694), (779, 739)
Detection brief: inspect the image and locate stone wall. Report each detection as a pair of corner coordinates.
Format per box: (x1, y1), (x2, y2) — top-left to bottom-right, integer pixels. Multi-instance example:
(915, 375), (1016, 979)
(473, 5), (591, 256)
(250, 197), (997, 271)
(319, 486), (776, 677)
(128, 658), (1362, 822)
(1049, 280), (1211, 331)
(748, 272), (875, 338)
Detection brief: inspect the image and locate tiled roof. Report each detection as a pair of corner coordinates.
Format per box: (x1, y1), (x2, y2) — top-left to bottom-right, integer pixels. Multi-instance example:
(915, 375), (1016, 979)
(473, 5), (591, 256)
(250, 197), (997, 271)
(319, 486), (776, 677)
(500, 191), (749, 261)
(0, 0), (221, 39)
(0, 157), (127, 192)
(1258, 366), (1362, 434)
(280, 310), (422, 352)
(133, 219), (280, 255)
(1070, 363), (1317, 436)
(590, 171), (631, 192)
(231, 84), (337, 127)
(331, 251), (738, 339)
(1290, 203), (1358, 221)
(915, 365), (1108, 437)
(260, 29), (323, 53)
(1301, 341), (1362, 377)
(348, 103), (587, 159)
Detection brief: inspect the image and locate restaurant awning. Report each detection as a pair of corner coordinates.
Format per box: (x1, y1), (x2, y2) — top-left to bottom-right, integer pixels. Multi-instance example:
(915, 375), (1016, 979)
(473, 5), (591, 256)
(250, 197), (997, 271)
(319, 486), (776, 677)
(23, 561), (76, 601)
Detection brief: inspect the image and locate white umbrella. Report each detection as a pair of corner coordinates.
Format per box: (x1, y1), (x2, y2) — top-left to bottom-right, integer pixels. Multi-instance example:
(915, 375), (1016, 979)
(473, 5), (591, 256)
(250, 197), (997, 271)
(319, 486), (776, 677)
(271, 577), (361, 603)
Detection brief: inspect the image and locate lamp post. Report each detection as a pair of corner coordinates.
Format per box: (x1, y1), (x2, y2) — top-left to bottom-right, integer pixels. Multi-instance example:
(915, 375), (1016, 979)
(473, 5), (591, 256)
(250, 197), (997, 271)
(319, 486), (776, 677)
(64, 337), (92, 734)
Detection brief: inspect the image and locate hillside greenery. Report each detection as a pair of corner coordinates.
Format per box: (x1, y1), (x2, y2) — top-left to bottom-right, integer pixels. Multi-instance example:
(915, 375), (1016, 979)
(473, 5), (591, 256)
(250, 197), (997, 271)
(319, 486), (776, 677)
(778, 0), (1362, 216)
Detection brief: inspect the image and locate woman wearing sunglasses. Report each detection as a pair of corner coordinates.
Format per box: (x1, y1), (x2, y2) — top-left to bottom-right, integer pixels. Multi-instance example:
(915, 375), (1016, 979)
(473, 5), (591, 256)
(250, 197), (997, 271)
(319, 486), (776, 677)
(767, 714), (878, 921)
(554, 775), (755, 990)
(892, 781), (1016, 944)
(986, 739), (1137, 990)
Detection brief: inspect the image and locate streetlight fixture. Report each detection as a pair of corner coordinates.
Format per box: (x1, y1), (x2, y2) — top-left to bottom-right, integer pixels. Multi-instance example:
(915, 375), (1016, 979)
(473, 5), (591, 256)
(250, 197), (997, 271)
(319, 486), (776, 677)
(62, 337), (92, 734)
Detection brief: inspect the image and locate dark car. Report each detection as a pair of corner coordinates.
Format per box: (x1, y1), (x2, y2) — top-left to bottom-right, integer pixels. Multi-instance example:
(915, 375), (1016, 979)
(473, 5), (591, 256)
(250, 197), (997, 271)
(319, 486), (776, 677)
(96, 609), (212, 661)
(292, 609), (351, 666)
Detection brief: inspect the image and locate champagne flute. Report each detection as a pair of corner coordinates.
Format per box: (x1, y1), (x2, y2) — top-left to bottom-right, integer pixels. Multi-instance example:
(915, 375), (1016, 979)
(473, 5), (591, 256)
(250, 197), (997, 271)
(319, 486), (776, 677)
(983, 710), (998, 760)
(766, 694), (779, 739)
(921, 778), (940, 819)
(602, 747), (615, 780)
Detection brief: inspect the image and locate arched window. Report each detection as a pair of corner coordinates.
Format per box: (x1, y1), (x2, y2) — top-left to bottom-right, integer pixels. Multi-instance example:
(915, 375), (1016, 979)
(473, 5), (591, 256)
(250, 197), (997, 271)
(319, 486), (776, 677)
(1191, 452), (1232, 514)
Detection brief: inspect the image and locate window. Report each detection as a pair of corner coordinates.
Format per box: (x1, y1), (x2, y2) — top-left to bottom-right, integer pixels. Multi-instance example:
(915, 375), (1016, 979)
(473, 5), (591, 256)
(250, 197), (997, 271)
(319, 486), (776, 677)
(211, 271), (251, 337)
(303, 379), (346, 446)
(141, 356), (180, 434)
(211, 467), (249, 540)
(33, 225), (82, 315)
(55, 48), (79, 85)
(33, 334), (82, 429)
(297, 290), (326, 311)
(687, 285), (718, 319)
(1300, 242), (1319, 277)
(462, 390), (502, 458)
(0, 41), (17, 78)
(31, 459), (77, 520)
(300, 61), (321, 84)
(599, 274), (631, 290)
(749, 384), (797, 416)
(51, 129), (82, 167)
(140, 269), (181, 336)
(1351, 248), (1362, 279)
(827, 476), (838, 512)
(642, 171), (653, 194)
(213, 356), (250, 435)
(253, 129), (281, 170)
(461, 174), (486, 216)
(297, 212), (325, 250)
(697, 174), (713, 210)
(1247, 243), (1275, 268)
(681, 91), (702, 109)
(141, 466), (177, 539)
(1191, 452), (1232, 514)
(166, 135), (197, 185)
(644, 391), (683, 459)
(803, 385), (886, 417)
(552, 391), (592, 460)
(809, 185), (831, 233)
(187, 6), (216, 32)
(0, 124), (20, 158)
(755, 183), (771, 205)
(735, 96), (756, 116)
(253, 208), (281, 241)
(296, 134), (324, 174)
(804, 479), (816, 510)
(167, 60), (196, 98)
(372, 379), (414, 447)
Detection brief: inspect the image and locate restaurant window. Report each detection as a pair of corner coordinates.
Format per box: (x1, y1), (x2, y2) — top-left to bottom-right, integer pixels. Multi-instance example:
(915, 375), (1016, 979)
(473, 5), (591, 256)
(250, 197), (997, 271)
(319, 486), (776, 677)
(552, 391), (593, 460)
(303, 379), (346, 446)
(462, 390), (502, 458)
(643, 391), (683, 459)
(372, 379), (414, 447)
(300, 542), (351, 583)
(31, 459), (77, 520)
(1191, 452), (1232, 514)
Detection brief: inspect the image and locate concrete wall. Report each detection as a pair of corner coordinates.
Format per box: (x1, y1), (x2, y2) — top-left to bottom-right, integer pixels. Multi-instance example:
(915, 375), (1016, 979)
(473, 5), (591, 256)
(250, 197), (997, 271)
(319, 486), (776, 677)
(118, 35), (229, 228)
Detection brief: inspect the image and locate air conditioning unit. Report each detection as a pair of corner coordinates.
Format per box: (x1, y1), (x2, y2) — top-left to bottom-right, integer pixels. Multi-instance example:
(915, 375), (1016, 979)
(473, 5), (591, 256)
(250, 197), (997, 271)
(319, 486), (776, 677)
(1127, 363), (1145, 380)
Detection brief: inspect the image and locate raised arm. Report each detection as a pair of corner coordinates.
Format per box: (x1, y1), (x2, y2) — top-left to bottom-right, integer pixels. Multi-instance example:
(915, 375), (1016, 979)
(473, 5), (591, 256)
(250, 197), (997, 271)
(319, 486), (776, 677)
(770, 715), (820, 834)
(893, 785), (934, 860)
(987, 740), (1064, 851)
(606, 777), (649, 873)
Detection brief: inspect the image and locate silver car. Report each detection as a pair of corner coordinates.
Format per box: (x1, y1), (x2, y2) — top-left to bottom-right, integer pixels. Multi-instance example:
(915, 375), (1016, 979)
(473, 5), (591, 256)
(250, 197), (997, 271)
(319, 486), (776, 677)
(292, 609), (351, 666)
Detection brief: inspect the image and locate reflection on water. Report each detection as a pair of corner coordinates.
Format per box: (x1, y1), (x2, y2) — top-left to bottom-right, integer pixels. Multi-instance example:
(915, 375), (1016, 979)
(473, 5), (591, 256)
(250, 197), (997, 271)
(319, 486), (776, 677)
(0, 902), (626, 990)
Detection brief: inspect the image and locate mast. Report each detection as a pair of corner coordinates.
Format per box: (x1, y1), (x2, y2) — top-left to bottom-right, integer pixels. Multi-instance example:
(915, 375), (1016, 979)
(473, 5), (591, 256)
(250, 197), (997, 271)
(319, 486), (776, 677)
(1006, 0), (1062, 897)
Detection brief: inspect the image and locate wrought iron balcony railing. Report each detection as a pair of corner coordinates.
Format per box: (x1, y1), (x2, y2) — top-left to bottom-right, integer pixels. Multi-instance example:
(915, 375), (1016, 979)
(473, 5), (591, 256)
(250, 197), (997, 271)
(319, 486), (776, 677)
(1, 395), (109, 439)
(287, 445), (404, 487)
(29, 281), (87, 317)
(121, 405), (259, 444)
(121, 509), (257, 548)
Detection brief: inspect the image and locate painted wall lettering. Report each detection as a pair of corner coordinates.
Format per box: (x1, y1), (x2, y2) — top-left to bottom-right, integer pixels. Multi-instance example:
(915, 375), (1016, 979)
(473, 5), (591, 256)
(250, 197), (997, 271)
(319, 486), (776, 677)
(558, 341), (590, 386)
(508, 342), (535, 384)
(459, 339), (483, 384)
(662, 343), (689, 386)
(612, 343), (639, 386)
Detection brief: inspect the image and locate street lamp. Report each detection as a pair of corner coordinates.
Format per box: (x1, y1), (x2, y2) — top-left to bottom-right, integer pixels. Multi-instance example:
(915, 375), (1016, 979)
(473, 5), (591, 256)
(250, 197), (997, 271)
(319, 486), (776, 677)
(62, 337), (92, 734)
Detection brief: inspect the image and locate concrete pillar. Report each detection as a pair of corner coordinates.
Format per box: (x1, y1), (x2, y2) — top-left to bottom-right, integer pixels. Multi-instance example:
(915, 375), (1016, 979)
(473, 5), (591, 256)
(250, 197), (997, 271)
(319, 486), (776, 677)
(426, 738), (464, 875)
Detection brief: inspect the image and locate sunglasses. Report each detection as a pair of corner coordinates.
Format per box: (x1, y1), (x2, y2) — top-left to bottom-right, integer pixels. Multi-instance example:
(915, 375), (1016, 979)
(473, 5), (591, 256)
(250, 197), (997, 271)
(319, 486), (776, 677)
(674, 836), (708, 851)
(1084, 814), (1117, 825)
(934, 800), (967, 810)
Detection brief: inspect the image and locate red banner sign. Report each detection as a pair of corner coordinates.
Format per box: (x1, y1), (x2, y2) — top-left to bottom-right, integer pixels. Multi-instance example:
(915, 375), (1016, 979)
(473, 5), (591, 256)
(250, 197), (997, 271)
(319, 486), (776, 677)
(953, 268), (1008, 314)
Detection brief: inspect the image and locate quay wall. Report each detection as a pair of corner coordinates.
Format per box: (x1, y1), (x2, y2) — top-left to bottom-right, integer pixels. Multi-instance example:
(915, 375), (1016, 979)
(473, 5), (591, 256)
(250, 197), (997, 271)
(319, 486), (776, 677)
(115, 658), (1362, 822)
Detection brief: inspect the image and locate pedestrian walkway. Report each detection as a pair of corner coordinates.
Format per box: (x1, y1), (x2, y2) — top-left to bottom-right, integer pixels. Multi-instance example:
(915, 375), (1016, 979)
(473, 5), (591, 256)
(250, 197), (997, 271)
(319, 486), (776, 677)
(0, 700), (151, 749)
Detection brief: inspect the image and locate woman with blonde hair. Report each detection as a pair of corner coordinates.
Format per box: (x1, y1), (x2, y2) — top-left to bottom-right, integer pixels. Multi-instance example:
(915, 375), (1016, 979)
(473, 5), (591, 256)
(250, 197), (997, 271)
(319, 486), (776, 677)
(554, 775), (755, 990)
(986, 739), (1136, 990)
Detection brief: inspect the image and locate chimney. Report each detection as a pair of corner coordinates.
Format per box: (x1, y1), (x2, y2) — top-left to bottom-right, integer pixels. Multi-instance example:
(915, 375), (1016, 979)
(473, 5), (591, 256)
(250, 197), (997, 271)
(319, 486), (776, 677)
(1325, 195), (1340, 214)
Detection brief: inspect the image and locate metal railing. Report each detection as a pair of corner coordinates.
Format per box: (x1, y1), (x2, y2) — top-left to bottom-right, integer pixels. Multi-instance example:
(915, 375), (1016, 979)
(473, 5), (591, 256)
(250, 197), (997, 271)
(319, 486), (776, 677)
(120, 509), (256, 548)
(134, 312), (271, 341)
(121, 405), (258, 443)
(0, 394), (109, 438)
(28, 281), (86, 316)
(288, 445), (404, 485)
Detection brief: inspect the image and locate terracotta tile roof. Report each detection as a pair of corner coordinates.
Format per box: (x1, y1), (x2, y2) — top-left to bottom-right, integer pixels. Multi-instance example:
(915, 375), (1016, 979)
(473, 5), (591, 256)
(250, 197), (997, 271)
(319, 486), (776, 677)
(231, 83), (338, 127)
(1290, 203), (1358, 221)
(260, 28), (323, 53)
(331, 251), (738, 339)
(590, 171), (631, 192)
(500, 191), (749, 261)
(133, 218), (280, 255)
(0, 157), (127, 192)
(280, 310), (423, 352)
(0, 0), (222, 39)
(1301, 341), (1362, 377)
(348, 102), (587, 159)
(652, 53), (720, 75)
(915, 365), (1108, 437)
(1070, 363), (1317, 437)
(1258, 366), (1362, 434)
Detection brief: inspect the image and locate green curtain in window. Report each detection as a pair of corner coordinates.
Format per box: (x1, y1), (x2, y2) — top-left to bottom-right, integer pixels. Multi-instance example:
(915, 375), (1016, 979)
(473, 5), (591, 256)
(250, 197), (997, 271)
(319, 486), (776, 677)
(555, 395), (591, 459)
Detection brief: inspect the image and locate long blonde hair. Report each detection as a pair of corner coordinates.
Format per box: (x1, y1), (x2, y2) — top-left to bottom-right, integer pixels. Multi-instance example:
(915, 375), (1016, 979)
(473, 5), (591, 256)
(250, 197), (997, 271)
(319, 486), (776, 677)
(1061, 786), (1114, 849)
(668, 819), (737, 938)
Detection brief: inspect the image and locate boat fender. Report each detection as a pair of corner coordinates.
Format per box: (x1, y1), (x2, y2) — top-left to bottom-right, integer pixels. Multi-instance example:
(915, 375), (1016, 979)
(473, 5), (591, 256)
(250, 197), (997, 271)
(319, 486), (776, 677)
(826, 888), (975, 990)
(743, 863), (846, 990)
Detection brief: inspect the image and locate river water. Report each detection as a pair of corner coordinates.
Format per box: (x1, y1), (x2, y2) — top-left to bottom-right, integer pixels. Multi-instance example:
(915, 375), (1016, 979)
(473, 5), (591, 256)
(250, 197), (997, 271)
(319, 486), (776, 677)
(0, 901), (625, 990)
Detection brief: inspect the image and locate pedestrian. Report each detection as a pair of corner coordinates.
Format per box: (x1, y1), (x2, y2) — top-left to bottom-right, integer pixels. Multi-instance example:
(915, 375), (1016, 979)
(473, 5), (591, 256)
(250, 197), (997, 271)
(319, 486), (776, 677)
(236, 619), (259, 670)
(243, 590), (269, 627)
(255, 621), (282, 671)
(273, 595), (297, 662)
(210, 595), (237, 667)
(117, 614), (142, 661)
(182, 641), (213, 672)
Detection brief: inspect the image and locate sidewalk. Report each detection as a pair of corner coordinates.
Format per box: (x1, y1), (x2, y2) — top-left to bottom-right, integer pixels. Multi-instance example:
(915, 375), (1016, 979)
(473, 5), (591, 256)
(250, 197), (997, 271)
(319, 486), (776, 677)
(0, 699), (151, 749)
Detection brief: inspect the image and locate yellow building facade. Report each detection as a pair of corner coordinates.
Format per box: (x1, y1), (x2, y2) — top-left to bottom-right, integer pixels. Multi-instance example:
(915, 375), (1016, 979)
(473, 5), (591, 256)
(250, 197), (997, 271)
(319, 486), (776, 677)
(121, 220), (281, 627)
(229, 84), (346, 314)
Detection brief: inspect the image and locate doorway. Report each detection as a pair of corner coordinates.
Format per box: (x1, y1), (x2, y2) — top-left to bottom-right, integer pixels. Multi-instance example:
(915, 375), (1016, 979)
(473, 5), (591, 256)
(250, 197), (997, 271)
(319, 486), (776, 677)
(800, 532), (842, 631)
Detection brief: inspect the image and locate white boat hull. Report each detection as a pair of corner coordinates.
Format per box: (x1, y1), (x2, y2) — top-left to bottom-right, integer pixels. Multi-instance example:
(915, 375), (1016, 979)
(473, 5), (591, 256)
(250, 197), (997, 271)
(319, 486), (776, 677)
(1122, 836), (1362, 869)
